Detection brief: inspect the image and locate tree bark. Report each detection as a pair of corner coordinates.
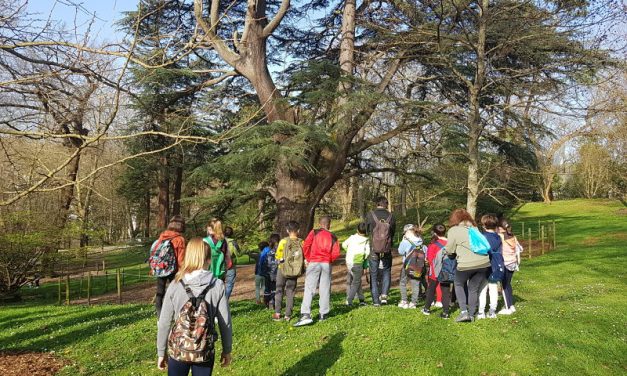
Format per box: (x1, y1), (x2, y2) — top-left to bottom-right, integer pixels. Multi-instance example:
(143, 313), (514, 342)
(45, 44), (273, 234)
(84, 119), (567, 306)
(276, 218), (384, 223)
(172, 165), (183, 216)
(58, 152), (81, 226)
(144, 192), (151, 238)
(157, 156), (170, 230)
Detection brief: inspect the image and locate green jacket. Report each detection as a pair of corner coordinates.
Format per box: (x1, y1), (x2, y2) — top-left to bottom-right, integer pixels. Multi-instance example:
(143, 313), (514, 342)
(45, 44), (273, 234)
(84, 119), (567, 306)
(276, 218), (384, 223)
(445, 223), (490, 271)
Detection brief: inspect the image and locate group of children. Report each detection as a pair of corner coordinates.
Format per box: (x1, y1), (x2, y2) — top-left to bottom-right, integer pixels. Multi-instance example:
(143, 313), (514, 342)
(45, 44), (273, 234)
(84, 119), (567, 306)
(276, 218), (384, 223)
(254, 209), (523, 325)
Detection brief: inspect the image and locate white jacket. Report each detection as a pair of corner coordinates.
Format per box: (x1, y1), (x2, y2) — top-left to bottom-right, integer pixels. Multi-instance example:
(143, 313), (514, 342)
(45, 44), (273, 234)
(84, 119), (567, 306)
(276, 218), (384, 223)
(342, 234), (370, 267)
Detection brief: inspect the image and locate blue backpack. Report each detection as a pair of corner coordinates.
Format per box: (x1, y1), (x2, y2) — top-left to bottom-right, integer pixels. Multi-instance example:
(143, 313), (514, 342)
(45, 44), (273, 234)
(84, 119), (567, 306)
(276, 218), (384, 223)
(468, 227), (491, 255)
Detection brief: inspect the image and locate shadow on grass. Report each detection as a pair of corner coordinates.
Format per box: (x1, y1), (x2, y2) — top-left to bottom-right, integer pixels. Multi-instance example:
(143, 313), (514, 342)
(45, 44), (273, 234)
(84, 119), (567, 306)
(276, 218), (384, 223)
(280, 332), (346, 376)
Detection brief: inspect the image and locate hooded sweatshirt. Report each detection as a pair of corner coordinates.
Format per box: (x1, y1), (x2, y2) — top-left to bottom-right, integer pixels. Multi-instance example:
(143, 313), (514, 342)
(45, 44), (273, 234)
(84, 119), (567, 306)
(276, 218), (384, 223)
(397, 232), (425, 262)
(303, 228), (340, 264)
(342, 234), (370, 267)
(446, 223), (490, 271)
(157, 230), (186, 269)
(157, 269), (232, 357)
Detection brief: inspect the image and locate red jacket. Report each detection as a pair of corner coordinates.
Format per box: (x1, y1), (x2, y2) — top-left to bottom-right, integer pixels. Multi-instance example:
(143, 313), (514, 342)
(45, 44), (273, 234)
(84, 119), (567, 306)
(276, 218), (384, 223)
(157, 230), (186, 268)
(303, 228), (340, 264)
(426, 238), (447, 281)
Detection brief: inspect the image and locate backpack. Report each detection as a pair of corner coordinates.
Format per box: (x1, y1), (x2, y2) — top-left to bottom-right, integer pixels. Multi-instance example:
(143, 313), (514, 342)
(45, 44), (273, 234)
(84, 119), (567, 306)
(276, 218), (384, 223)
(281, 238), (304, 278)
(403, 246), (427, 279)
(468, 227), (491, 255)
(149, 239), (176, 277)
(260, 246), (278, 280)
(167, 281), (217, 363)
(370, 211), (393, 253)
(434, 242), (457, 283)
(205, 237), (226, 279)
(226, 238), (239, 268)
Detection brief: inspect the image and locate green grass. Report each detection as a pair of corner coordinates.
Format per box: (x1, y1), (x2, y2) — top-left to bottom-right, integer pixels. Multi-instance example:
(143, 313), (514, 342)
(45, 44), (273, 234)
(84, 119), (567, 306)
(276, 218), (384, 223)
(1, 199), (626, 375)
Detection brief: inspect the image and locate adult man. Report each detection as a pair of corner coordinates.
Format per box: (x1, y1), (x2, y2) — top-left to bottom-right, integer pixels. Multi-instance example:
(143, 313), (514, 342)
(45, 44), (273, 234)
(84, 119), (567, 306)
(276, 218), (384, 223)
(366, 197), (396, 306)
(294, 216), (341, 326)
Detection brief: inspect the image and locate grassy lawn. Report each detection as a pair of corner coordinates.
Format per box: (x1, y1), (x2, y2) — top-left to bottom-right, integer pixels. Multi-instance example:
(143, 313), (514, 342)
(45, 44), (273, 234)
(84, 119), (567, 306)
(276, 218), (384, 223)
(1, 199), (626, 375)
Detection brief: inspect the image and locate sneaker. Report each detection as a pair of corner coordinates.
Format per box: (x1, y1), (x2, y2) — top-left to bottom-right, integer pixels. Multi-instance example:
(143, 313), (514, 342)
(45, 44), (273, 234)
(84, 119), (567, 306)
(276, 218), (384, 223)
(380, 295), (388, 305)
(498, 308), (513, 315)
(293, 314), (314, 327)
(440, 312), (450, 319)
(373, 303), (381, 307)
(510, 305), (516, 313)
(421, 308), (431, 315)
(455, 311), (473, 323)
(319, 314), (329, 322)
(397, 301), (409, 309)
(359, 300), (367, 306)
(272, 313), (282, 321)
(284, 316), (291, 321)
(407, 302), (417, 309)
(434, 301), (443, 308)
(345, 300), (350, 306)
(476, 312), (486, 320)
(488, 309), (497, 319)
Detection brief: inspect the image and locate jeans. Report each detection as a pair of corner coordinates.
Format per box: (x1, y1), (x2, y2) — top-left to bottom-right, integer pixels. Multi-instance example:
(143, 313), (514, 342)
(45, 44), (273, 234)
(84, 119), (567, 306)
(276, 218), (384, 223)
(167, 357), (214, 376)
(275, 269), (298, 317)
(424, 280), (451, 314)
(502, 269), (515, 308)
(254, 275), (265, 302)
(399, 267), (420, 304)
(300, 262), (332, 316)
(369, 253), (392, 304)
(454, 267), (489, 316)
(225, 268), (236, 299)
(346, 264), (365, 304)
(155, 274), (174, 319)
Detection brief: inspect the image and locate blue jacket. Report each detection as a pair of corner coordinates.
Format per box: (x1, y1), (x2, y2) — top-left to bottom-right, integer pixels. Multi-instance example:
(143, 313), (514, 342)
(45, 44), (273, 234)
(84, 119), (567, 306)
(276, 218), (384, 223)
(398, 236), (424, 262)
(483, 231), (504, 282)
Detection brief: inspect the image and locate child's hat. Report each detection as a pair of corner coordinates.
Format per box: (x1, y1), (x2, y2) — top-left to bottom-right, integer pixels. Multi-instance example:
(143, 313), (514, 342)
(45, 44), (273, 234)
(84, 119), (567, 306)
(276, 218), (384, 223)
(403, 224), (415, 233)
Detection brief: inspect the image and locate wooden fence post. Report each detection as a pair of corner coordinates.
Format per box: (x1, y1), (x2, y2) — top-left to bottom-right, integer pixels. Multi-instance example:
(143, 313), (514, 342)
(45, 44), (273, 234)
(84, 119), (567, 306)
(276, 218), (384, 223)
(553, 220), (557, 250)
(57, 276), (62, 305)
(87, 272), (91, 306)
(521, 222), (525, 238)
(138, 264), (142, 280)
(79, 270), (84, 299)
(102, 260), (106, 272)
(65, 274), (70, 305)
(541, 225), (545, 255)
(528, 228), (532, 259)
(104, 269), (108, 293)
(122, 268), (125, 286)
(116, 268), (122, 304)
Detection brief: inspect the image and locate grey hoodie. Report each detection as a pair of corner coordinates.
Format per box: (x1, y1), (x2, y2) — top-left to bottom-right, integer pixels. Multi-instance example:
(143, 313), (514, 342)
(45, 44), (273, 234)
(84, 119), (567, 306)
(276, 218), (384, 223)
(157, 270), (232, 357)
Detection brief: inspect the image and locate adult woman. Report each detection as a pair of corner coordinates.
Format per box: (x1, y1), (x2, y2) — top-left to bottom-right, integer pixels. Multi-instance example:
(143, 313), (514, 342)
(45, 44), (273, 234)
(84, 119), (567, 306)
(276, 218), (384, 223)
(445, 209), (490, 322)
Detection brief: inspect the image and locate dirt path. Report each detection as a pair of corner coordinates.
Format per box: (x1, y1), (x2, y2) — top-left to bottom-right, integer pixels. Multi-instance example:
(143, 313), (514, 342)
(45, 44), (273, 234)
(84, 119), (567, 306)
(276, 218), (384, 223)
(72, 252), (406, 305)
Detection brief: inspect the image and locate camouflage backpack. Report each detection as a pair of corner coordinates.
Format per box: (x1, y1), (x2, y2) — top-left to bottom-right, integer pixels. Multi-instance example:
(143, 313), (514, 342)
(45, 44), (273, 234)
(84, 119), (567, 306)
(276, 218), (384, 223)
(281, 238), (304, 278)
(167, 281), (217, 363)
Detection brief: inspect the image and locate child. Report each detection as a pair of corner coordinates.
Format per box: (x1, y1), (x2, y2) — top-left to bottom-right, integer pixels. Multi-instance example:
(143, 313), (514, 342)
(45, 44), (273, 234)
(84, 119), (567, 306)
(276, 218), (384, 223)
(342, 222), (370, 306)
(254, 241), (269, 304)
(259, 234), (280, 308)
(397, 224), (425, 309)
(273, 221), (305, 321)
(294, 216), (341, 327)
(422, 223), (452, 318)
(156, 238), (232, 375)
(224, 226), (240, 300)
(203, 218), (232, 282)
(498, 218), (522, 314)
(477, 214), (504, 319)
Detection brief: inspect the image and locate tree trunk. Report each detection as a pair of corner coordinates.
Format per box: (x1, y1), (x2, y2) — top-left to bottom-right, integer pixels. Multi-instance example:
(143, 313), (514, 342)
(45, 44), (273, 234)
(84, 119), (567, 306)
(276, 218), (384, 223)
(273, 166), (316, 235)
(157, 156), (170, 230)
(58, 152), (81, 226)
(144, 191), (151, 238)
(172, 165), (183, 216)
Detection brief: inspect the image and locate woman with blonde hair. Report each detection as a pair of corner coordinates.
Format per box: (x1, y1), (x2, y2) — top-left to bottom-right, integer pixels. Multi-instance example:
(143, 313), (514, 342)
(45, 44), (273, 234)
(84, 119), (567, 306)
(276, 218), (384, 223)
(157, 237), (232, 375)
(203, 218), (232, 281)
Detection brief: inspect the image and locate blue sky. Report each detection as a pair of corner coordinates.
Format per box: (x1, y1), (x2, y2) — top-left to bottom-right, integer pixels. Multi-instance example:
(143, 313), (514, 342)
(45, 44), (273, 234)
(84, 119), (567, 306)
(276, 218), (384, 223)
(26, 0), (138, 42)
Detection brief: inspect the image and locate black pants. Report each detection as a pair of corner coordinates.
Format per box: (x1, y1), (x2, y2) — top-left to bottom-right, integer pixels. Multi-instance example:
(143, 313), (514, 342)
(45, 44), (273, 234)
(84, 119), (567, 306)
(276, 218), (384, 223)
(424, 279), (451, 314)
(454, 268), (489, 316)
(274, 270), (298, 317)
(156, 274), (174, 319)
(502, 269), (516, 308)
(264, 276), (276, 307)
(168, 357), (214, 376)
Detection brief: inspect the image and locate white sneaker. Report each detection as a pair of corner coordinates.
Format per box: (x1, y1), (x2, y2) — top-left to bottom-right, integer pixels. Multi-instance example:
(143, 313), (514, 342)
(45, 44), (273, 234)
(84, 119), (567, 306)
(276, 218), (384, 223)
(488, 310), (497, 319)
(434, 302), (443, 308)
(476, 312), (486, 320)
(510, 305), (516, 313)
(398, 301), (409, 309)
(407, 302), (417, 309)
(498, 308), (513, 315)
